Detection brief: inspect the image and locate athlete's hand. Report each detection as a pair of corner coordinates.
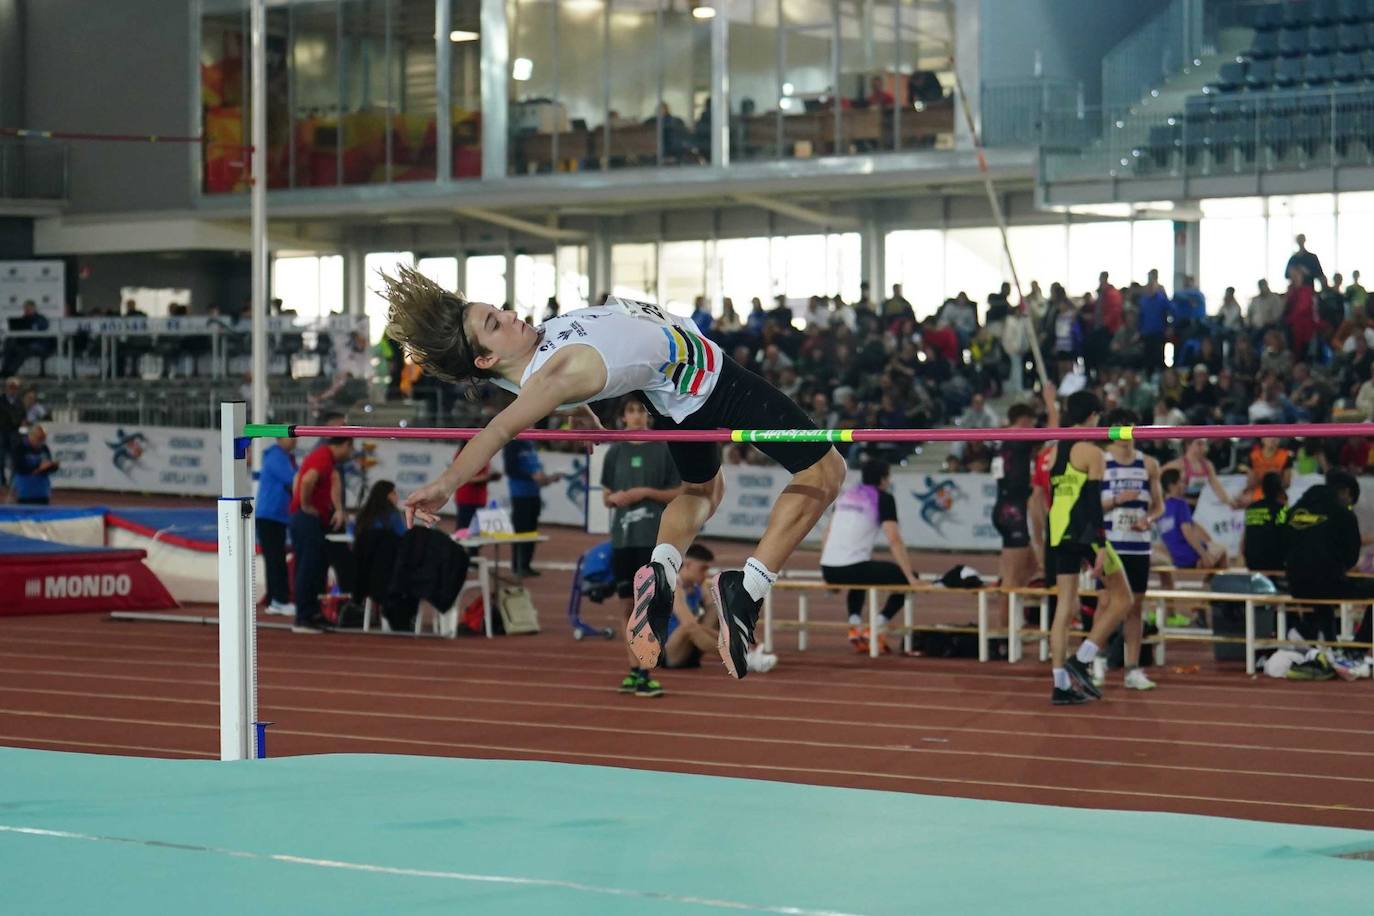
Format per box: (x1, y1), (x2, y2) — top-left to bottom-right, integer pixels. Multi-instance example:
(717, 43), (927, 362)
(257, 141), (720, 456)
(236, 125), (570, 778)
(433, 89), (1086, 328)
(404, 478), (454, 528)
(1115, 488), (1142, 505)
(1091, 548), (1107, 579)
(905, 571), (922, 589)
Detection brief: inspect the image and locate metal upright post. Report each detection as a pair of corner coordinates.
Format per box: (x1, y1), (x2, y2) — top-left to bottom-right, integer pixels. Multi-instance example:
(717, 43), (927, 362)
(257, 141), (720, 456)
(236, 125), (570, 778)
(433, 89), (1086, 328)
(250, 0), (268, 435)
(218, 401), (258, 761)
(436, 0), (453, 182)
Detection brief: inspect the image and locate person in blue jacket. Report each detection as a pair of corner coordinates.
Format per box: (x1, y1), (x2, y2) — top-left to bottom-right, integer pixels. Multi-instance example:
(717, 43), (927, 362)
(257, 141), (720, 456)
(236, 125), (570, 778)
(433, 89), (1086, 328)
(502, 438), (563, 577)
(255, 436), (298, 616)
(10, 424), (58, 504)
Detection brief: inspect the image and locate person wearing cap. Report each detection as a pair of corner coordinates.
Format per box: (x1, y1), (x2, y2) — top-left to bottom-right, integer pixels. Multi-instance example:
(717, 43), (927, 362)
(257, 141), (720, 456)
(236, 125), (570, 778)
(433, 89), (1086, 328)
(1283, 469), (1373, 646)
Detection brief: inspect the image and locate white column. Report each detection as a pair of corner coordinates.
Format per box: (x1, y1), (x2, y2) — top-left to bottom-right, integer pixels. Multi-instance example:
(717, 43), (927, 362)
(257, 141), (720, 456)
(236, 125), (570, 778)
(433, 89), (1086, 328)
(436, 0), (453, 182)
(249, 0), (268, 430)
(710, 1), (729, 167)
(480, 0), (509, 179)
(952, 0), (981, 151)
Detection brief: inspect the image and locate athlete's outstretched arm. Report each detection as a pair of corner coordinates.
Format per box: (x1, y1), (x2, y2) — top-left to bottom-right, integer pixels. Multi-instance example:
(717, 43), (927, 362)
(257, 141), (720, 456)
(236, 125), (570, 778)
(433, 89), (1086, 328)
(404, 348), (605, 526)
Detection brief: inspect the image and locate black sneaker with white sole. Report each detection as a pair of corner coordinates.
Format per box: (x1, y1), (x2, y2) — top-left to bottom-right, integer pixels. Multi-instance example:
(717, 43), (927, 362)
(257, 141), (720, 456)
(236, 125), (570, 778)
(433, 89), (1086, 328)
(1064, 656), (1102, 699)
(1052, 686), (1090, 706)
(710, 570), (760, 679)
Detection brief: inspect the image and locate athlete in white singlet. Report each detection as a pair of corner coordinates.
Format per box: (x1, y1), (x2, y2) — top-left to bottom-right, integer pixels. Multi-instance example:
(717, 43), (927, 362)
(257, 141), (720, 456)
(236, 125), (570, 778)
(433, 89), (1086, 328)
(381, 269), (846, 680)
(1102, 407), (1164, 691)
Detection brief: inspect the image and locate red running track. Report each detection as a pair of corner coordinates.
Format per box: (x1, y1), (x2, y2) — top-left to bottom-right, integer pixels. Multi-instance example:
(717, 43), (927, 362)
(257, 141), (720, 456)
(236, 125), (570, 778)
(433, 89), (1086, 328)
(2, 504), (1372, 831)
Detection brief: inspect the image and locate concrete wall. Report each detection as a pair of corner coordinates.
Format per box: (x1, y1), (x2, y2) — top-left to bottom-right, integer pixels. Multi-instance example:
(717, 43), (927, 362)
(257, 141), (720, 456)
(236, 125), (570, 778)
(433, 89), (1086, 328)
(24, 0), (192, 214)
(979, 0), (1170, 106)
(0, 217), (33, 259)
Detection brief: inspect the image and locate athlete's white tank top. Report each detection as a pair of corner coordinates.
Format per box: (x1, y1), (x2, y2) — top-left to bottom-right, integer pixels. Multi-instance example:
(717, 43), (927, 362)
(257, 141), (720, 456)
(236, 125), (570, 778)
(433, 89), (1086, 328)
(1104, 452), (1152, 554)
(491, 297), (722, 422)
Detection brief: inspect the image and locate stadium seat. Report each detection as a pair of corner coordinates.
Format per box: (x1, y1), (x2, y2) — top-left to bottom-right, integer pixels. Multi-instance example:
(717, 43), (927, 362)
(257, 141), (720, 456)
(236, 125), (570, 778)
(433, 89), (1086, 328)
(1212, 97), (1258, 166)
(1142, 122), (1181, 170)
(1217, 61), (1248, 91)
(1337, 0), (1368, 25)
(1337, 23), (1367, 52)
(1284, 2), (1316, 29)
(1305, 54), (1336, 84)
(1274, 56), (1306, 86)
(1280, 27), (1310, 56)
(1254, 3), (1283, 31)
(1247, 56), (1277, 89)
(1333, 50), (1365, 81)
(1311, 0), (1340, 26)
(1250, 30), (1280, 59)
(1309, 25), (1337, 54)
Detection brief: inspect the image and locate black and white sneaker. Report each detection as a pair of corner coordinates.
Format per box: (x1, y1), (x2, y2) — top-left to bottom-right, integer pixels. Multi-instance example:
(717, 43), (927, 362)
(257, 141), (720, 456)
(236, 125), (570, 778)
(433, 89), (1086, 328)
(1064, 656), (1103, 699)
(1052, 686), (1090, 706)
(710, 570), (760, 679)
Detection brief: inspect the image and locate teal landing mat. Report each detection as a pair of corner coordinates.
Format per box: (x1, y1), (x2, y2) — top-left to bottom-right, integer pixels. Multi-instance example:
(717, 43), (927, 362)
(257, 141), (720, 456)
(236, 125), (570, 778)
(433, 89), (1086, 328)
(1, 747), (1372, 915)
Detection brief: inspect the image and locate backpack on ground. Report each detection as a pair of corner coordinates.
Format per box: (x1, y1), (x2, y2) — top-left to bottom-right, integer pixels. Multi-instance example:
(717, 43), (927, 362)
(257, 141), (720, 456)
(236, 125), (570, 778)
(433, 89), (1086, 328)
(496, 585), (540, 635)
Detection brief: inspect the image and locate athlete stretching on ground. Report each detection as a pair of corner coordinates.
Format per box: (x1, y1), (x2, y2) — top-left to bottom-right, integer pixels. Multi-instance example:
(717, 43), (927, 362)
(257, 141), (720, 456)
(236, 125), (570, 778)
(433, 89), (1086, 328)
(382, 268), (846, 678)
(1047, 391), (1132, 705)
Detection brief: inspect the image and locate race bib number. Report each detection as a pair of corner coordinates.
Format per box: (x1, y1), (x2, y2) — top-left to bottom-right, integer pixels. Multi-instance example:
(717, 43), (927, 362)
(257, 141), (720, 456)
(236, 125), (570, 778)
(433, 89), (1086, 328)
(991, 456), (1004, 480)
(1110, 507), (1145, 533)
(605, 296), (673, 326)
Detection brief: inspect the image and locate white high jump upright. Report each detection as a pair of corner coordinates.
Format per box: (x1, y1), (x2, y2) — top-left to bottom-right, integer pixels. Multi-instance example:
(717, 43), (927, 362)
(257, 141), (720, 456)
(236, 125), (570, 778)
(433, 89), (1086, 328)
(219, 400), (258, 761)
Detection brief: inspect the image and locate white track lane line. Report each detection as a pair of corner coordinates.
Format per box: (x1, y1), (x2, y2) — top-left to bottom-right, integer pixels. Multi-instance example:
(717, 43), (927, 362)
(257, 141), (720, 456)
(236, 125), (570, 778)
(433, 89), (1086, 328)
(2, 646), (1371, 740)
(5, 667), (1372, 760)
(0, 824), (860, 916)
(4, 691), (1373, 790)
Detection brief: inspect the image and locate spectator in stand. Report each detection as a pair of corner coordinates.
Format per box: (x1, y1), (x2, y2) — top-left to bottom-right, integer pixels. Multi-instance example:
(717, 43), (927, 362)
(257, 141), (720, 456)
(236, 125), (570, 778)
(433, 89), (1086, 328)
(1001, 304), (1033, 391)
(1318, 272), (1348, 332)
(691, 296), (713, 335)
(882, 283), (913, 321)
(1249, 374), (1298, 424)
(287, 435), (353, 634)
(1109, 308), (1145, 370)
(1097, 272), (1124, 335)
(1285, 264), (1319, 359)
(1356, 362), (1374, 420)
(1217, 286), (1244, 339)
(1231, 334), (1261, 393)
(1049, 287), (1082, 376)
(920, 316), (959, 363)
(1248, 279), (1285, 333)
(1119, 368), (1156, 417)
(1242, 436), (1293, 503)
(1021, 279), (1047, 326)
(1284, 469), (1371, 646)
(1, 301), (52, 377)
(1338, 436), (1371, 472)
(1137, 269), (1171, 372)
(1178, 364), (1220, 424)
(1165, 438), (1244, 508)
(1259, 329), (1294, 378)
(985, 282), (1012, 336)
(1285, 233), (1326, 290)
(1158, 468), (1229, 571)
(1347, 270), (1369, 316)
(311, 330), (372, 408)
(1289, 362), (1333, 422)
(1241, 472), (1289, 574)
(1172, 274), (1207, 341)
(21, 387), (47, 425)
(255, 435), (298, 617)
(9, 424), (57, 505)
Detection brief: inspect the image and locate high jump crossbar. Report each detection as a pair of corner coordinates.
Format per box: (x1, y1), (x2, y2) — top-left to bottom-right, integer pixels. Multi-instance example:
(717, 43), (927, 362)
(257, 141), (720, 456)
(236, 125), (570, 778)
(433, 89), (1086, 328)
(220, 404), (1372, 759)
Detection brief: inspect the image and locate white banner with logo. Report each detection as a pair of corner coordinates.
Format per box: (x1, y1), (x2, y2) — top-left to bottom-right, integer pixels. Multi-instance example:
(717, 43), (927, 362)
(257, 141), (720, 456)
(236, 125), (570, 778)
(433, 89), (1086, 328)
(0, 260), (65, 323)
(1194, 472), (1374, 563)
(587, 455), (1001, 551)
(46, 423), (219, 495)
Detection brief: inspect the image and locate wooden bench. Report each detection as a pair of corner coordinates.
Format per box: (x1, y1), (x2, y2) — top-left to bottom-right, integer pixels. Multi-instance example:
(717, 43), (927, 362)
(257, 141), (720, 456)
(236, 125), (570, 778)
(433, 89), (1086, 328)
(766, 579), (1000, 660)
(768, 580), (1372, 676)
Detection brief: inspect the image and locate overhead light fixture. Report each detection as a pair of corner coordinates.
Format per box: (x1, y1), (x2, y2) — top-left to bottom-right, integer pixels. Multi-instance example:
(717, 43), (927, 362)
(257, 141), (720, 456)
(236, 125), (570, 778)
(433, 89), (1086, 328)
(512, 57), (534, 81)
(692, 5), (716, 19)
(782, 82), (794, 96)
(449, 30), (479, 42)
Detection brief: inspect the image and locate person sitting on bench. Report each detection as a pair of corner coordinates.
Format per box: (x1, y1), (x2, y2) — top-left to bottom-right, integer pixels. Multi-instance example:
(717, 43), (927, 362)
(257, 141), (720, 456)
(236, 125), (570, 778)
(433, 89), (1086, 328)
(1283, 469), (1373, 646)
(1241, 471), (1289, 577)
(1158, 468), (1228, 573)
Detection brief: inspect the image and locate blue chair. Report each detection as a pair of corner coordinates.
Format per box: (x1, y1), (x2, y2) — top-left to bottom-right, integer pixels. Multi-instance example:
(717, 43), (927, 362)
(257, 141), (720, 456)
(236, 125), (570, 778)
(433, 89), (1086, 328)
(1337, 22), (1368, 52)
(1217, 60), (1248, 91)
(565, 541), (617, 640)
(1333, 50), (1365, 81)
(1247, 56), (1277, 89)
(1309, 25), (1338, 53)
(1337, 0), (1368, 25)
(1312, 0), (1340, 25)
(1251, 29), (1280, 59)
(1284, 1), (1316, 28)
(1274, 56), (1306, 86)
(1305, 54), (1336, 83)
(1280, 27), (1311, 56)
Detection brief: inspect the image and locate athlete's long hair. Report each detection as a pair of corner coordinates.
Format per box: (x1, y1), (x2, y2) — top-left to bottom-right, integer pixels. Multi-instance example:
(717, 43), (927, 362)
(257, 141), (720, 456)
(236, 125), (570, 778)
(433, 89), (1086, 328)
(380, 265), (495, 383)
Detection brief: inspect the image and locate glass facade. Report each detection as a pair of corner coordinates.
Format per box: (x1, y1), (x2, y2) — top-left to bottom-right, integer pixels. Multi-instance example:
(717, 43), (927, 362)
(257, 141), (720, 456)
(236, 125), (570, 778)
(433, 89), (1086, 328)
(200, 1), (957, 193)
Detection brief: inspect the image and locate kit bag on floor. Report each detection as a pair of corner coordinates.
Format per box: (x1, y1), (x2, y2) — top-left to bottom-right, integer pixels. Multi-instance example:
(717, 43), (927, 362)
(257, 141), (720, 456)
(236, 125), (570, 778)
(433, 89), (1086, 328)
(496, 585), (540, 635)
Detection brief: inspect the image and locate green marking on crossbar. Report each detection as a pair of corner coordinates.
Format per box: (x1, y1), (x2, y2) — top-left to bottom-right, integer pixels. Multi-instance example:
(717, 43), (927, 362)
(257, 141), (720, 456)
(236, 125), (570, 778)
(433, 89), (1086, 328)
(1107, 425), (1134, 441)
(243, 423), (292, 438)
(731, 429), (854, 443)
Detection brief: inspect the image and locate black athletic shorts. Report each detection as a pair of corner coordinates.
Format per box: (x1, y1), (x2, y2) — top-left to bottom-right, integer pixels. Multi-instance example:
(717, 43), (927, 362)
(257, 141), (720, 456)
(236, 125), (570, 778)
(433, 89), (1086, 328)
(610, 545), (654, 599)
(1050, 542), (1124, 579)
(639, 357), (832, 484)
(992, 497), (1030, 549)
(1118, 552), (1151, 594)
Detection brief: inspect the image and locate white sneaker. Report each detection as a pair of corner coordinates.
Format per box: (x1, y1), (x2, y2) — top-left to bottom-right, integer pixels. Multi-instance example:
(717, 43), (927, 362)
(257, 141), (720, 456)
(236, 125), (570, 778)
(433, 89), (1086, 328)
(745, 646), (778, 673)
(1123, 668), (1157, 691)
(267, 601), (296, 617)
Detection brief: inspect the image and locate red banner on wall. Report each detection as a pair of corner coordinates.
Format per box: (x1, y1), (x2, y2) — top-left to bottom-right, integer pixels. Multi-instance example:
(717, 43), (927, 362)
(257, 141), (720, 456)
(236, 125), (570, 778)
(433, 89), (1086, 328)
(0, 549), (177, 616)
